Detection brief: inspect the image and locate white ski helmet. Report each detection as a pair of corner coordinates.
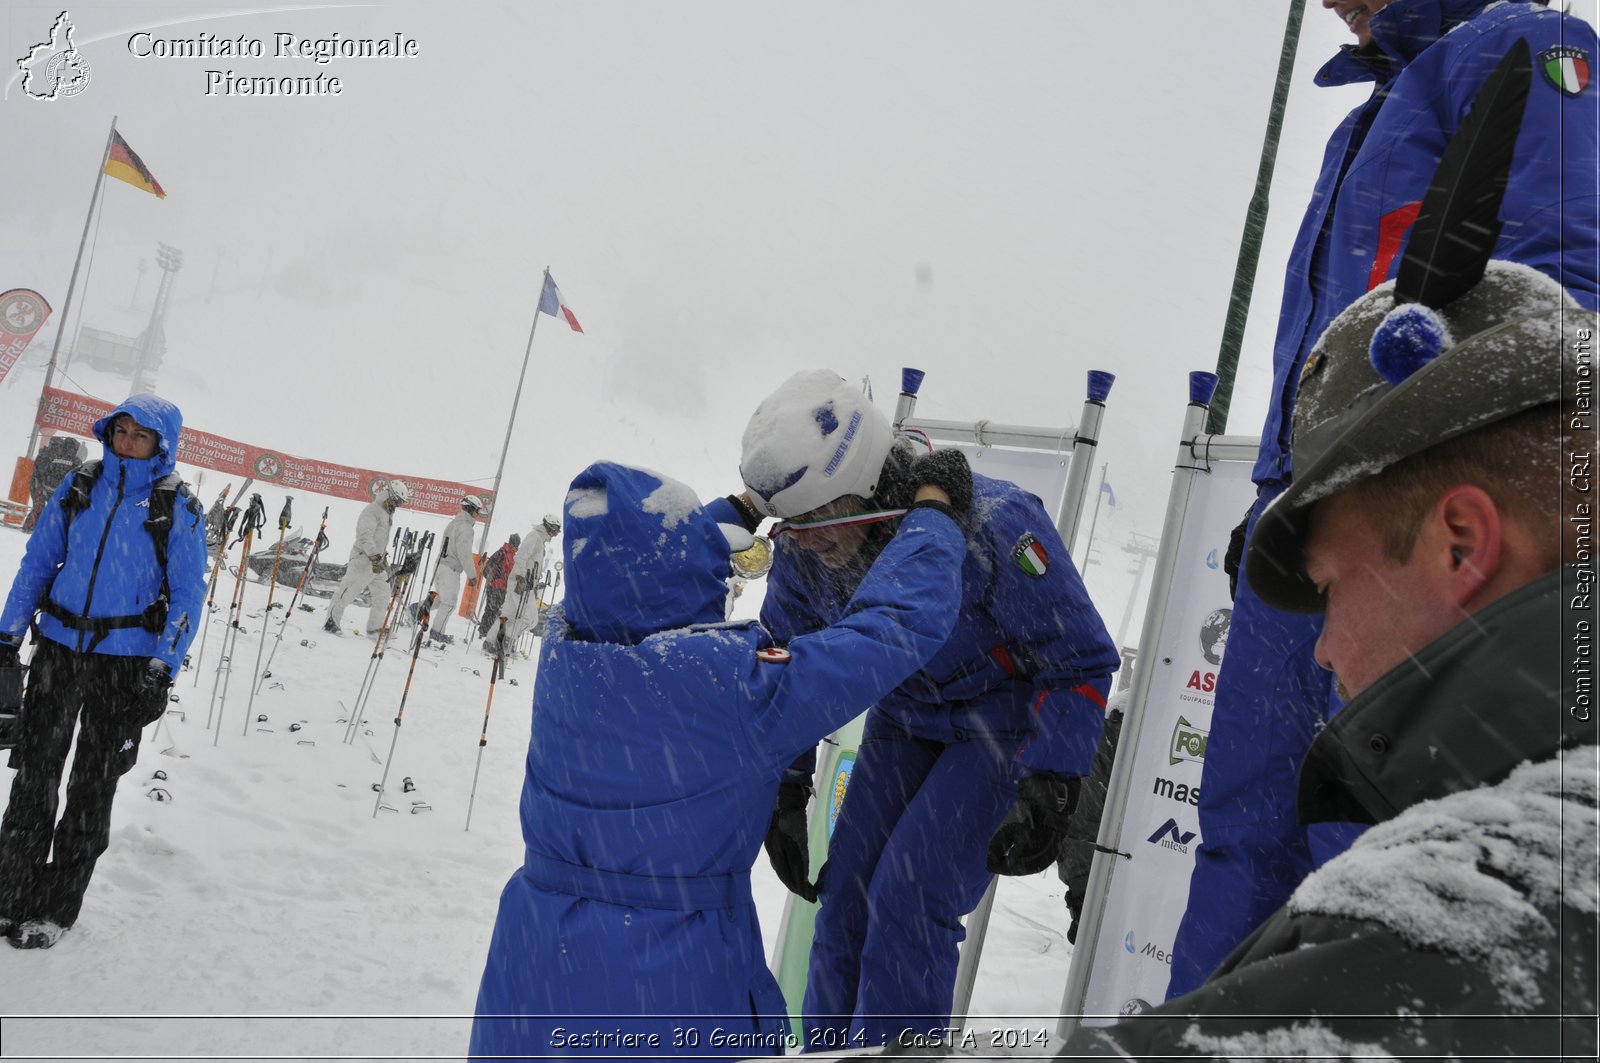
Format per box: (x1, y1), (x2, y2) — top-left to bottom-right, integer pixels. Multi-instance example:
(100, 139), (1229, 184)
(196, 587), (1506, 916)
(740, 369), (893, 519)
(541, 513), (562, 536)
(385, 480), (410, 504)
(461, 494), (484, 514)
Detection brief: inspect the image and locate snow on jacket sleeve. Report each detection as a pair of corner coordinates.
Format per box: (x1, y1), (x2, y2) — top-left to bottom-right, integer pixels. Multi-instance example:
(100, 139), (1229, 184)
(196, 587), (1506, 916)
(154, 489), (209, 670)
(742, 507), (964, 760)
(979, 490), (1117, 778)
(0, 477), (74, 641)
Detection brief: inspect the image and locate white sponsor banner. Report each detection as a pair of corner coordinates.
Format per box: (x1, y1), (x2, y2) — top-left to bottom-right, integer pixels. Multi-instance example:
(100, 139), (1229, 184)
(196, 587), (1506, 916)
(947, 443), (1070, 518)
(1078, 455), (1254, 1020)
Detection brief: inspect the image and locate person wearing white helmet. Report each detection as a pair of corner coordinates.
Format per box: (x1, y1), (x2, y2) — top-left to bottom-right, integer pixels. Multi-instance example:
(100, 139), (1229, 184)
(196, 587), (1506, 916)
(732, 369), (1118, 1049)
(425, 494), (483, 646)
(501, 513), (561, 647)
(324, 479), (408, 637)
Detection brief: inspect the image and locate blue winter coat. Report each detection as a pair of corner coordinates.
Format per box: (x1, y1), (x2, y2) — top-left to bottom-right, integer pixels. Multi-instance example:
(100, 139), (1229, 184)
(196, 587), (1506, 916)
(0, 394), (208, 672)
(763, 472), (1117, 781)
(469, 463), (964, 1061)
(1254, 0), (1599, 485)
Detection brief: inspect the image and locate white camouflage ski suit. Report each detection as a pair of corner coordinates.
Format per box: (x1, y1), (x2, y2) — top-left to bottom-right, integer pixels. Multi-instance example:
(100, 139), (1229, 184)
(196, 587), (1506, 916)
(429, 509), (478, 636)
(327, 497), (395, 634)
(503, 524), (555, 644)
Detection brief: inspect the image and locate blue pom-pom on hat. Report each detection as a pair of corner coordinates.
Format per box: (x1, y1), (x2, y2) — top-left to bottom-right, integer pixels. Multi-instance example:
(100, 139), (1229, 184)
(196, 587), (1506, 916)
(1369, 303), (1454, 385)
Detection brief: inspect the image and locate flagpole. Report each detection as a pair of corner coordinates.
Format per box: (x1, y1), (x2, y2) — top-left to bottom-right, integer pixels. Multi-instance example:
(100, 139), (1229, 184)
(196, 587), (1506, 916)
(24, 116), (118, 463)
(475, 266), (550, 559)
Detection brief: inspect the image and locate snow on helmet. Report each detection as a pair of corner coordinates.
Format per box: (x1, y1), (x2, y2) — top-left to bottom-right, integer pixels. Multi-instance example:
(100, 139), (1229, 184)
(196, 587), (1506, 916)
(740, 369), (893, 519)
(385, 480), (410, 504)
(541, 513), (561, 535)
(461, 494), (484, 514)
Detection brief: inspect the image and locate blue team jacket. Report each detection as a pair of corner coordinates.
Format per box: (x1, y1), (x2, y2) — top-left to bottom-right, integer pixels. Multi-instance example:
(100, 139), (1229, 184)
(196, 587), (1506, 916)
(469, 463), (963, 1060)
(0, 394), (207, 672)
(762, 472), (1117, 780)
(1253, 0), (1599, 484)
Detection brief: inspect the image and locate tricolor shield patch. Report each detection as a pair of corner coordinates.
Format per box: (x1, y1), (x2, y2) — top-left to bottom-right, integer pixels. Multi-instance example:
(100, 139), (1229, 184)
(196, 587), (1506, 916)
(1540, 46), (1591, 97)
(1011, 532), (1049, 577)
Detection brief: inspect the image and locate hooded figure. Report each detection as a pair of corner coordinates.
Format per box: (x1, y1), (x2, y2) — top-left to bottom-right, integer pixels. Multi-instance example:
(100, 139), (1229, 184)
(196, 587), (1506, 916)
(0, 393), (208, 948)
(469, 461), (967, 1060)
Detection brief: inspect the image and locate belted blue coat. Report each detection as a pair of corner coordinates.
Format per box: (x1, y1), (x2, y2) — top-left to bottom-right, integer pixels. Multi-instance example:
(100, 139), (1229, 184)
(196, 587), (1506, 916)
(1172, 0), (1600, 998)
(469, 463), (963, 1061)
(0, 394), (207, 672)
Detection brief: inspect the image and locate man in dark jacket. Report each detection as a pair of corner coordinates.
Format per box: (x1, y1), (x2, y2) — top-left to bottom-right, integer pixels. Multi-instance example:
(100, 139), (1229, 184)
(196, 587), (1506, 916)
(1064, 255), (1596, 1057)
(1173, 0), (1600, 994)
(0, 394), (208, 949)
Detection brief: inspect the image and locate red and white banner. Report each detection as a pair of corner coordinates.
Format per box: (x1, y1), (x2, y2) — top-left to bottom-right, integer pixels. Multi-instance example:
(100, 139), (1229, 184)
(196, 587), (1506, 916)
(35, 387), (492, 518)
(0, 289), (52, 388)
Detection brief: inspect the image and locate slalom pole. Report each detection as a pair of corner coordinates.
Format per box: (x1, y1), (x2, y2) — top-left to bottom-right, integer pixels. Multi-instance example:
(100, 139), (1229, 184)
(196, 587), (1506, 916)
(192, 492), (242, 688)
(254, 509), (330, 695)
(464, 617), (508, 831)
(373, 591), (436, 817)
(240, 493), (297, 726)
(210, 494), (265, 744)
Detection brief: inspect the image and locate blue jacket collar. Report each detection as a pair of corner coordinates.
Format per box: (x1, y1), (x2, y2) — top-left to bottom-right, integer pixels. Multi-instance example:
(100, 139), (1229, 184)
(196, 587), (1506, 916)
(1315, 0), (1492, 87)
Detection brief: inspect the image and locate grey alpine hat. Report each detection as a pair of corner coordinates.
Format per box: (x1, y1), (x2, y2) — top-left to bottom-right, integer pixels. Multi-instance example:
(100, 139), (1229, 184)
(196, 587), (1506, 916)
(1245, 260), (1592, 613)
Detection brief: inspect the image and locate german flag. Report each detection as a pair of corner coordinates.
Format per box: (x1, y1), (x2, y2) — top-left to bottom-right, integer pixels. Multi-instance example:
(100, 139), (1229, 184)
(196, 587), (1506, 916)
(102, 131), (166, 199)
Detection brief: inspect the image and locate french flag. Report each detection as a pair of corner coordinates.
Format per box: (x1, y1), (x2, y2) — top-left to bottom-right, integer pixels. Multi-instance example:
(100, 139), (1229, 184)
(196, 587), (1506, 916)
(538, 273), (584, 333)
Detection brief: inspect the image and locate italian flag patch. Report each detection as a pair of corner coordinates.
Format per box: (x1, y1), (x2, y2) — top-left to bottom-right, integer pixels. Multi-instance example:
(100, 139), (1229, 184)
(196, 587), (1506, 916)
(1540, 46), (1591, 97)
(1011, 532), (1049, 577)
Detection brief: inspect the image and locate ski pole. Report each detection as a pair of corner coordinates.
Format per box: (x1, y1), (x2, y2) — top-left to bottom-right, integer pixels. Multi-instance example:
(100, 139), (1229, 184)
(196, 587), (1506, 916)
(373, 591), (436, 817)
(240, 496), (292, 736)
(254, 509), (329, 695)
(344, 570), (410, 746)
(209, 494), (265, 743)
(465, 616), (508, 831)
(192, 492), (243, 688)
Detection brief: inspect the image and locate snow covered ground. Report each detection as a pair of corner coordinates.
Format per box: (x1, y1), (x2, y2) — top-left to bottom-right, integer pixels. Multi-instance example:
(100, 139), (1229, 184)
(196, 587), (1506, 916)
(0, 529), (1079, 1061)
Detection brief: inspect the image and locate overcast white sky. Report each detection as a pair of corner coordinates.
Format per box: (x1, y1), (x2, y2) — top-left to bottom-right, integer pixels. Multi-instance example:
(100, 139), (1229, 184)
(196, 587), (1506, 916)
(3, 1), (1595, 635)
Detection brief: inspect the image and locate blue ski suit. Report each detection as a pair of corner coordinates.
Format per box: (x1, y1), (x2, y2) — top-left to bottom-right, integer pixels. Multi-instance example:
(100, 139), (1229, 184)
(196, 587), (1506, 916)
(761, 472), (1117, 1048)
(1170, 0), (1600, 998)
(469, 462), (964, 1061)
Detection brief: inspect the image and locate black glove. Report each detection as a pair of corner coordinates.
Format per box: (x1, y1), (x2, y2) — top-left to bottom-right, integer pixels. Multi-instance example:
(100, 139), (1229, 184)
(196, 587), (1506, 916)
(763, 782), (818, 903)
(986, 774), (1081, 877)
(907, 449), (973, 517)
(1224, 507), (1250, 601)
(132, 661), (173, 726)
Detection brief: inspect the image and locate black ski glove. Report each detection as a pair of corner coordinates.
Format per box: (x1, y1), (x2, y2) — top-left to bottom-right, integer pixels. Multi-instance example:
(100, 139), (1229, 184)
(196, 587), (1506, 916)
(132, 661), (173, 726)
(763, 782), (818, 903)
(907, 449), (974, 517)
(986, 774), (1080, 877)
(1224, 507), (1250, 601)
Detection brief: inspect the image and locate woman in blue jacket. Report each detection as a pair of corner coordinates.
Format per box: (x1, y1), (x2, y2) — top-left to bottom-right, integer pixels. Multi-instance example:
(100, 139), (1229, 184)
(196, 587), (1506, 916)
(469, 456), (969, 1060)
(0, 393), (208, 949)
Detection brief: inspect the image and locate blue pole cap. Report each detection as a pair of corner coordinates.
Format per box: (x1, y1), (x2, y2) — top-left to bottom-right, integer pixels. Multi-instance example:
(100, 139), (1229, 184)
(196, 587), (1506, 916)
(1086, 371), (1115, 403)
(900, 368), (926, 395)
(1189, 371), (1219, 406)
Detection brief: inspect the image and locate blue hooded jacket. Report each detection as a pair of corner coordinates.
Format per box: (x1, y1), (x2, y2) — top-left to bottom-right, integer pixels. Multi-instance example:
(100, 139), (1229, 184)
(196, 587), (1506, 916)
(0, 394), (208, 671)
(469, 462), (964, 1060)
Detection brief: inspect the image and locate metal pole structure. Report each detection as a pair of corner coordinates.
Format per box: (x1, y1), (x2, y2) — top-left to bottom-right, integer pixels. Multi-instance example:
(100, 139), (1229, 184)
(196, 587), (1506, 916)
(1206, 0), (1306, 435)
(24, 118), (118, 463)
(1054, 373), (1263, 1040)
(948, 369), (1114, 1032)
(130, 242), (182, 396)
(473, 266), (549, 563)
(1077, 463), (1110, 570)
(240, 496), (292, 735)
